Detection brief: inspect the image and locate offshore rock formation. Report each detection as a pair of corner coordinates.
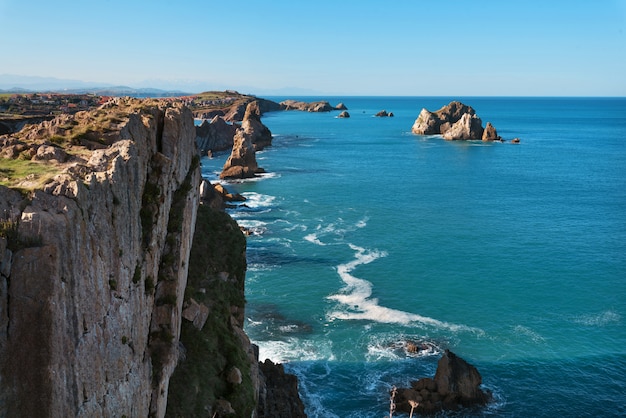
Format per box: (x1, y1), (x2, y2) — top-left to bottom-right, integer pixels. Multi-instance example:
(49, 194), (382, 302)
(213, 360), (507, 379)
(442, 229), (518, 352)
(395, 350), (489, 415)
(0, 98), (201, 417)
(220, 101), (269, 180)
(280, 99), (342, 112)
(195, 116), (238, 154)
(411, 101), (500, 141)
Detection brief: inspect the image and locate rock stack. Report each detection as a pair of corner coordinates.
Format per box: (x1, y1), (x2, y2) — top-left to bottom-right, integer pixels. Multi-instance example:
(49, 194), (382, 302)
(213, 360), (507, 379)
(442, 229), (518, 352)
(394, 350), (490, 414)
(411, 101), (501, 141)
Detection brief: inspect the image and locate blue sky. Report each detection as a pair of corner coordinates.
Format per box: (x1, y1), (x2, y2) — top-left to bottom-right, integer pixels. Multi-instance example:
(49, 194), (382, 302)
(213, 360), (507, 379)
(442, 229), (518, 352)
(1, 0), (625, 95)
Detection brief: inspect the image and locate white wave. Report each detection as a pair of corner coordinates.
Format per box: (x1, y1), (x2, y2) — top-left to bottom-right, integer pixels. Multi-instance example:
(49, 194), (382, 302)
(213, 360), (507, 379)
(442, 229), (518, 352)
(573, 310), (622, 326)
(237, 219), (268, 235)
(241, 191), (276, 208)
(327, 244), (482, 334)
(304, 233), (326, 246)
(356, 216), (369, 229)
(222, 172), (281, 184)
(255, 338), (335, 363)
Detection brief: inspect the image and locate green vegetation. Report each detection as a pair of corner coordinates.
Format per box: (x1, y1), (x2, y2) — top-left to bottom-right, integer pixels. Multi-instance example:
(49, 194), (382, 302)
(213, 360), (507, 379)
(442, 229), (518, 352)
(165, 205), (252, 417)
(0, 158), (60, 189)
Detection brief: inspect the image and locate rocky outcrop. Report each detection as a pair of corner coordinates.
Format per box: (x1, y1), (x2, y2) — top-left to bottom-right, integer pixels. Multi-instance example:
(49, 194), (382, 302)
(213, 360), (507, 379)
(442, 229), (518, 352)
(220, 101), (270, 180)
(375, 110), (393, 117)
(258, 360), (307, 418)
(412, 101), (500, 141)
(394, 350), (489, 415)
(335, 103), (348, 110)
(195, 116), (238, 154)
(481, 122), (501, 141)
(338, 111), (350, 118)
(0, 98), (201, 418)
(240, 101), (273, 151)
(280, 100), (342, 112)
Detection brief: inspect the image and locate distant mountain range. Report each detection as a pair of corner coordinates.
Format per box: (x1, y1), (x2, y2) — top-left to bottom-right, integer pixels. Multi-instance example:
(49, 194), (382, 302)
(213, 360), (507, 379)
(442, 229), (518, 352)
(0, 74), (325, 98)
(0, 74), (191, 97)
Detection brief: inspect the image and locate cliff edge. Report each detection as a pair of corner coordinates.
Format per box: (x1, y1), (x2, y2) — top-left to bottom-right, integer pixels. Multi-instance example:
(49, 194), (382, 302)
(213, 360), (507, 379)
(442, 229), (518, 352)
(0, 98), (200, 417)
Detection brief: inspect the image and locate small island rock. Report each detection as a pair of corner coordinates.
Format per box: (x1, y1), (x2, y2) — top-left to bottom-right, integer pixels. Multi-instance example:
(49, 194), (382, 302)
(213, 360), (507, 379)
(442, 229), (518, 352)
(412, 101), (495, 140)
(338, 111), (350, 118)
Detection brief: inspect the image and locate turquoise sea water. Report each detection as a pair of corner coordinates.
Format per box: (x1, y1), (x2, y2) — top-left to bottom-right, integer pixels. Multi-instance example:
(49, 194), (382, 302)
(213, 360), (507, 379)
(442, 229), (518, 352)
(200, 97), (626, 417)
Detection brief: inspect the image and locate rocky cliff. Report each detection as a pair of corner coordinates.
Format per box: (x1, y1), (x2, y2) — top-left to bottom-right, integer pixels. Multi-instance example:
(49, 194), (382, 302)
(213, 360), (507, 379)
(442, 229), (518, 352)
(0, 98), (199, 418)
(0, 97), (306, 418)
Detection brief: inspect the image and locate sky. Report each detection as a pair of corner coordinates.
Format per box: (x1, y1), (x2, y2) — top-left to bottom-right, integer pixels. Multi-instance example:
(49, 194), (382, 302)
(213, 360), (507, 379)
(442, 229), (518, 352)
(1, 0), (625, 96)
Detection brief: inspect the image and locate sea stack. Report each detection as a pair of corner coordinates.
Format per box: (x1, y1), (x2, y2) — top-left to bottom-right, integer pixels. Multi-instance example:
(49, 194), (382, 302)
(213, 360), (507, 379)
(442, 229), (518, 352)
(411, 101), (499, 141)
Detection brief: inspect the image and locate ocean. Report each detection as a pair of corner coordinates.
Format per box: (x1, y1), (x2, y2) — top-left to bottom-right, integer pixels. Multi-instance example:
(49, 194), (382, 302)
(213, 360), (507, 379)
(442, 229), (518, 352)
(200, 97), (626, 417)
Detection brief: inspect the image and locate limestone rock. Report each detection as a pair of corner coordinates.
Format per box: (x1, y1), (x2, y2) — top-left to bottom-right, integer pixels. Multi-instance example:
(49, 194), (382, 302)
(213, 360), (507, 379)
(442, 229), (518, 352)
(0, 99), (201, 418)
(412, 101), (491, 140)
(34, 144), (67, 162)
(241, 100), (273, 151)
(220, 101), (271, 179)
(220, 128), (263, 179)
(482, 122), (501, 141)
(181, 298), (210, 330)
(335, 102), (348, 110)
(442, 113), (484, 140)
(280, 100), (335, 112)
(195, 115), (238, 154)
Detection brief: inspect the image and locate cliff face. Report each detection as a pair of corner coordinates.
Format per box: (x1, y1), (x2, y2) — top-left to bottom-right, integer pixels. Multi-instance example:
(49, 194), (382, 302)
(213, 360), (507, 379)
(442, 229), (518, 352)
(0, 99), (200, 417)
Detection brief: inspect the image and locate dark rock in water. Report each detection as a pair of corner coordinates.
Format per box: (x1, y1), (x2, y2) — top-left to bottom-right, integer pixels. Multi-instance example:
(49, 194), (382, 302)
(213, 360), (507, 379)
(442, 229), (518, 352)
(394, 350), (489, 415)
(338, 110), (350, 118)
(258, 359), (307, 418)
(511, 137), (521, 143)
(375, 110), (390, 117)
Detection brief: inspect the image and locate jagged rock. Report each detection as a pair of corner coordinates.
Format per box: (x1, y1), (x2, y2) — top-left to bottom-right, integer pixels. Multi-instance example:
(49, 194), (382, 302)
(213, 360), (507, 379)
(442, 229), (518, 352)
(442, 113), (484, 140)
(241, 100), (273, 151)
(33, 144), (67, 162)
(280, 100), (335, 112)
(0, 99), (201, 418)
(181, 298), (210, 330)
(412, 101), (490, 140)
(395, 350), (489, 415)
(220, 128), (263, 179)
(335, 102), (348, 110)
(338, 111), (350, 118)
(482, 122), (501, 141)
(220, 101), (271, 179)
(375, 110), (390, 117)
(258, 360), (307, 418)
(195, 115), (238, 154)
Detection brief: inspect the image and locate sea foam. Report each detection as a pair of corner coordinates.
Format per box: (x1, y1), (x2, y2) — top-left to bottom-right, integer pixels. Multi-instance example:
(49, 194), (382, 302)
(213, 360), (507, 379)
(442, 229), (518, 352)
(327, 244), (482, 334)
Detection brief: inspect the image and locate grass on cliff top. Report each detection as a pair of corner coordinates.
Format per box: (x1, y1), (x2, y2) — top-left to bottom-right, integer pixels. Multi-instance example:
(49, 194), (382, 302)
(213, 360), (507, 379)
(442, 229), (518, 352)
(0, 158), (60, 189)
